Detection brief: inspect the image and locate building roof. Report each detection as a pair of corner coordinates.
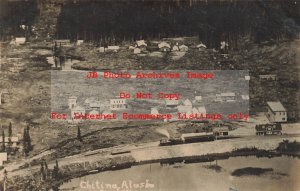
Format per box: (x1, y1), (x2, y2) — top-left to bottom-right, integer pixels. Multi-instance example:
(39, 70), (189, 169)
(178, 105), (192, 113)
(136, 40), (147, 47)
(165, 99), (178, 106)
(107, 46), (120, 50)
(158, 42), (171, 49)
(259, 74), (277, 77)
(241, 95), (250, 100)
(179, 45), (188, 49)
(181, 132), (213, 139)
(221, 92), (235, 97)
(195, 96), (202, 101)
(213, 127), (229, 132)
(267, 101), (286, 112)
(151, 108), (159, 115)
(16, 37), (26, 43)
(54, 39), (70, 43)
(196, 43), (207, 48)
(183, 99), (192, 106)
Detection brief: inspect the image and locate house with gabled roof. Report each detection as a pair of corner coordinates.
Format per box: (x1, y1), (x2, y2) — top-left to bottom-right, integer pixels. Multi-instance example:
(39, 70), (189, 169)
(266, 101), (287, 123)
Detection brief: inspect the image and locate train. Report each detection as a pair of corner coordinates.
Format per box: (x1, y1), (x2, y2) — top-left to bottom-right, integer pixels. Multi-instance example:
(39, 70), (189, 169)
(159, 126), (231, 146)
(159, 132), (215, 146)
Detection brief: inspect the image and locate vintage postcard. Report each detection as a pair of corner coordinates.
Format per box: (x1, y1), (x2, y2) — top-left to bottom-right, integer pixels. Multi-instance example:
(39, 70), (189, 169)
(0, 0), (299, 191)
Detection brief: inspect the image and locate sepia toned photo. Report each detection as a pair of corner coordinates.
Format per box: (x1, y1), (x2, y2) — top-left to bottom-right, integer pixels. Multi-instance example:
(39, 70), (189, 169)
(0, 0), (299, 190)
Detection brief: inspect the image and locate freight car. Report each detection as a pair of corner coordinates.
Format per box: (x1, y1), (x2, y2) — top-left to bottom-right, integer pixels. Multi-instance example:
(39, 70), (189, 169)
(159, 132), (215, 146)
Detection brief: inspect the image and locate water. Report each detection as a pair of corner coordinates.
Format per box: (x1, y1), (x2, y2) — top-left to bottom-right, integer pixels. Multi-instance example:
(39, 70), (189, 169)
(60, 156), (300, 191)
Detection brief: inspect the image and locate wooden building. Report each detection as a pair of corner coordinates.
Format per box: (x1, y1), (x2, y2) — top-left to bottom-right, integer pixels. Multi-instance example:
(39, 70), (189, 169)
(266, 101), (287, 123)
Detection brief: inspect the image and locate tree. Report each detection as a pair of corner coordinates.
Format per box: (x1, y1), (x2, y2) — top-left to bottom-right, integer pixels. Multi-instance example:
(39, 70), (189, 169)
(8, 122), (12, 137)
(44, 160), (49, 179)
(23, 126), (33, 156)
(52, 160), (60, 180)
(77, 126), (82, 142)
(23, 128), (29, 156)
(7, 122), (12, 153)
(40, 162), (45, 181)
(26, 126), (32, 151)
(1, 129), (5, 152)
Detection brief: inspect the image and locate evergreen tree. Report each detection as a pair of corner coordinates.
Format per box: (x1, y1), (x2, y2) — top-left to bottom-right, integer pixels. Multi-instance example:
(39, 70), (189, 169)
(77, 126), (82, 142)
(23, 126), (33, 156)
(23, 128), (29, 156)
(1, 129), (5, 152)
(40, 162), (45, 181)
(7, 122), (12, 152)
(26, 126), (32, 151)
(44, 160), (49, 179)
(8, 122), (12, 137)
(52, 160), (60, 180)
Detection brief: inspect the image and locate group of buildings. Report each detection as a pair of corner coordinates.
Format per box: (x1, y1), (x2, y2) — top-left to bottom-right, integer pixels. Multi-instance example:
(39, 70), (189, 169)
(66, 90), (250, 123)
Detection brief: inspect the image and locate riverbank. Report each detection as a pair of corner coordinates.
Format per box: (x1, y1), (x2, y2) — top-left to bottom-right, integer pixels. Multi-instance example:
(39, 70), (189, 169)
(5, 138), (300, 190)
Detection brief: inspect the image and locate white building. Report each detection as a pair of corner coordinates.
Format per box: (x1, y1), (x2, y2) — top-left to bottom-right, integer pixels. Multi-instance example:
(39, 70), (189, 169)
(179, 45), (188, 52)
(196, 43), (207, 50)
(68, 96), (77, 109)
(220, 92), (235, 102)
(245, 75), (250, 81)
(15, 37), (26, 45)
(0, 152), (7, 166)
(194, 96), (202, 102)
(151, 108), (159, 115)
(241, 95), (250, 100)
(106, 46), (120, 52)
(110, 99), (128, 110)
(76, 40), (84, 45)
(158, 42), (171, 52)
(267, 101), (287, 123)
(259, 74), (277, 81)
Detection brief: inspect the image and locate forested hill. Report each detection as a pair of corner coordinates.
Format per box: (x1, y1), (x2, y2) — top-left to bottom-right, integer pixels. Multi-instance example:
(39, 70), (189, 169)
(0, 0), (299, 48)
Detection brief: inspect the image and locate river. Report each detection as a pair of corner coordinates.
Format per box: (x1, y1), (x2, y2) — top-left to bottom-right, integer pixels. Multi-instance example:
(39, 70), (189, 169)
(59, 156), (300, 191)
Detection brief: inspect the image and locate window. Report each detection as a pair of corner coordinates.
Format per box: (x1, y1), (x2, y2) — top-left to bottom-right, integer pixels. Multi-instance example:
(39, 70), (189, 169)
(282, 118), (285, 120)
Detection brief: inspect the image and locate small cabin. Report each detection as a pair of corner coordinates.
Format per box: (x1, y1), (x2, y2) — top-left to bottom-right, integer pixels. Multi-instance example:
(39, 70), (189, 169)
(0, 153), (7, 166)
(15, 37), (26, 45)
(110, 99), (128, 110)
(106, 46), (120, 52)
(213, 127), (229, 138)
(259, 74), (277, 81)
(220, 92), (235, 102)
(266, 101), (287, 123)
(158, 42), (171, 52)
(54, 39), (71, 46)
